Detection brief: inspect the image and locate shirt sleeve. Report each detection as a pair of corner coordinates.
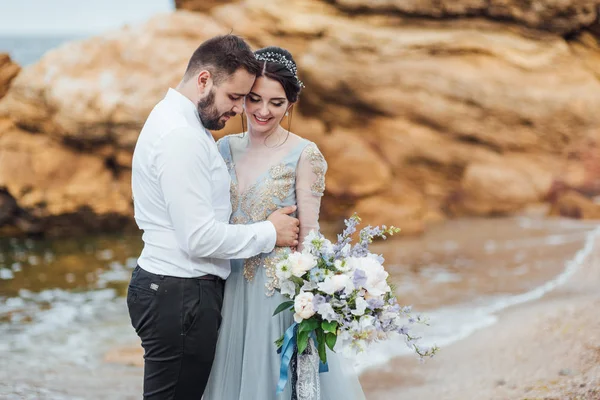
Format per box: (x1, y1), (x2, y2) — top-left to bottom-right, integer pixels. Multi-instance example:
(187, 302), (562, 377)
(295, 142), (327, 251)
(154, 127), (276, 259)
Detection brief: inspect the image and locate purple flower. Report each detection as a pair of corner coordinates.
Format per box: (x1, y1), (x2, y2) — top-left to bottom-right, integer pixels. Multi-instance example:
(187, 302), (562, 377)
(351, 245), (369, 258)
(353, 269), (368, 288)
(312, 294), (327, 309)
(359, 226), (381, 246)
(398, 325), (409, 335)
(380, 319), (395, 331)
(332, 216), (360, 258)
(387, 304), (400, 313)
(372, 319), (383, 332)
(367, 298), (385, 310)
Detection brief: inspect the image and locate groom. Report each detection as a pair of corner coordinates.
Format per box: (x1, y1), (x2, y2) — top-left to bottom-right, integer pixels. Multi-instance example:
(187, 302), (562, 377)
(128, 34), (300, 399)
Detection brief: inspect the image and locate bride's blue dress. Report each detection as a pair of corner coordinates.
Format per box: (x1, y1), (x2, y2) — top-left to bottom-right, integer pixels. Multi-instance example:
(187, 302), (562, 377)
(203, 134), (366, 400)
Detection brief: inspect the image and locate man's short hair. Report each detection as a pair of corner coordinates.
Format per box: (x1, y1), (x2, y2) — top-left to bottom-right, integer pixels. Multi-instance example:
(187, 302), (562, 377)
(183, 34), (261, 85)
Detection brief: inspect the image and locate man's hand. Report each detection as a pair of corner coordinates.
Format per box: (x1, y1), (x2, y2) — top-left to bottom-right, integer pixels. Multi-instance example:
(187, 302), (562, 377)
(267, 206), (300, 247)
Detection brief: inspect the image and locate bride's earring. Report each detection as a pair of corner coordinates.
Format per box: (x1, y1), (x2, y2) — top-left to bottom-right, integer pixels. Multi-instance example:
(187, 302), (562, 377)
(285, 111), (289, 116)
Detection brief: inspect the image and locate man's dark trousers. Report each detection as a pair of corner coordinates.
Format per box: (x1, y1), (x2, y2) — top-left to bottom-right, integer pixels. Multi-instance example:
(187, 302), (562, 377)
(127, 265), (224, 399)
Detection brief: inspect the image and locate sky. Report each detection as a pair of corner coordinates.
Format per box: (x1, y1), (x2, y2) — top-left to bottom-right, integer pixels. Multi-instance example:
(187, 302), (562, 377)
(0, 0), (174, 35)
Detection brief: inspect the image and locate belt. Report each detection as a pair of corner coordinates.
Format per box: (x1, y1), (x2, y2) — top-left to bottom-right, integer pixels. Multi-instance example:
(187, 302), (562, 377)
(195, 274), (222, 281)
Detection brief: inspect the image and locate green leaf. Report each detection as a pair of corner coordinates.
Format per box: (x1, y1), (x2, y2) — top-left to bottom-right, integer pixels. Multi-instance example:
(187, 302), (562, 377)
(316, 328), (328, 364)
(299, 318), (320, 333)
(315, 327), (325, 347)
(274, 335), (284, 349)
(315, 327), (324, 341)
(291, 276), (305, 286)
(321, 321), (338, 334)
(273, 301), (294, 316)
(325, 332), (337, 352)
(297, 330), (309, 355)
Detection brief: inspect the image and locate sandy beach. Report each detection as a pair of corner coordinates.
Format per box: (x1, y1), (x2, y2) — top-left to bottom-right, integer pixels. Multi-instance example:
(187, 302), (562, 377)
(361, 229), (600, 400)
(2, 217), (600, 399)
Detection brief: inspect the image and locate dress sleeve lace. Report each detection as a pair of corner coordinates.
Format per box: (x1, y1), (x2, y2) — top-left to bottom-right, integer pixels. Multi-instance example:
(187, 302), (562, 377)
(295, 142), (327, 251)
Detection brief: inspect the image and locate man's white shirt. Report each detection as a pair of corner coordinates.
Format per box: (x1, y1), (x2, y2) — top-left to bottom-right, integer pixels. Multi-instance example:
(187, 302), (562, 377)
(131, 88), (277, 278)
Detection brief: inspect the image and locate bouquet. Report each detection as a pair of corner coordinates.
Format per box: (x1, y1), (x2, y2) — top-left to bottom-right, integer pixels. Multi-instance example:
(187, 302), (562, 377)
(273, 214), (437, 395)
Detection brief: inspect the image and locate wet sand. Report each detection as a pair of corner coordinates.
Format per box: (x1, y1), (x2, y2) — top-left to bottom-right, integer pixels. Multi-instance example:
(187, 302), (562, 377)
(361, 227), (600, 400)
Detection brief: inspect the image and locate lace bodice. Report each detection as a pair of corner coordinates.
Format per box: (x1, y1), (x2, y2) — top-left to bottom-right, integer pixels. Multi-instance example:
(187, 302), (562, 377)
(217, 132), (327, 295)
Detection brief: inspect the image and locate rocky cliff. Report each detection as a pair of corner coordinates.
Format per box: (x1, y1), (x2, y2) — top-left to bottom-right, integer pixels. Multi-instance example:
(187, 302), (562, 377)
(2, 0), (600, 236)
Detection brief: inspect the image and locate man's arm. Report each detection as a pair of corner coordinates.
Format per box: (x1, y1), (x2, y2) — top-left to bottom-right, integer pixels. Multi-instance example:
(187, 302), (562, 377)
(155, 127), (276, 259)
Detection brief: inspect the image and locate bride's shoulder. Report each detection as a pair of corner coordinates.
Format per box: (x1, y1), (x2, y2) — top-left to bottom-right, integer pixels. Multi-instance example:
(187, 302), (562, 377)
(295, 138), (326, 168)
(220, 132), (245, 141)
(289, 133), (320, 151)
(228, 132), (246, 139)
(216, 132), (245, 146)
(288, 132), (317, 148)
(286, 133), (324, 160)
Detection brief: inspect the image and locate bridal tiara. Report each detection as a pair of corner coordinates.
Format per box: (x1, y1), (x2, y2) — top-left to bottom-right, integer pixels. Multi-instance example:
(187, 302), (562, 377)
(255, 52), (305, 88)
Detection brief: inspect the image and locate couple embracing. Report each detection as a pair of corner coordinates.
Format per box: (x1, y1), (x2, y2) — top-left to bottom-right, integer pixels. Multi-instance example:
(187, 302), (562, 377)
(128, 34), (365, 399)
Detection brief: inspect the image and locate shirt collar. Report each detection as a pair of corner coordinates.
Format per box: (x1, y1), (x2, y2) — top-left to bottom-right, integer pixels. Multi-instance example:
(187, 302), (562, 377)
(165, 88), (201, 124)
(164, 88), (214, 138)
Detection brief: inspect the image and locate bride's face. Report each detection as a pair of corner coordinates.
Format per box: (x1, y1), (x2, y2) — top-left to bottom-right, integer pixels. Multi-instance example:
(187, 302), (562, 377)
(244, 76), (290, 133)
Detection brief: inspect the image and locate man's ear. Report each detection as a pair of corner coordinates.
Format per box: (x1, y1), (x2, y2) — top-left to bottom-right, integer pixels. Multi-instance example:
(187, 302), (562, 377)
(196, 70), (212, 96)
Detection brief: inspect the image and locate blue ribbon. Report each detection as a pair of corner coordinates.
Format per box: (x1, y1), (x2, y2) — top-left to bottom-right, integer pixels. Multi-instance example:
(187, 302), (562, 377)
(319, 359), (329, 373)
(276, 322), (298, 394)
(276, 323), (330, 394)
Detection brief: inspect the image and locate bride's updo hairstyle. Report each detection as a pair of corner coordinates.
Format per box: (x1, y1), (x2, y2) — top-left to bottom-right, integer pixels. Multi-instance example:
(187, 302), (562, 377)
(254, 46), (304, 104)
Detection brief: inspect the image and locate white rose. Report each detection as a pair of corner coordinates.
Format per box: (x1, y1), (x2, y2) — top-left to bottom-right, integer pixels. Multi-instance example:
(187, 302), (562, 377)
(289, 252), (317, 278)
(317, 274), (354, 295)
(350, 257), (390, 297)
(293, 292), (315, 323)
(351, 297), (368, 316)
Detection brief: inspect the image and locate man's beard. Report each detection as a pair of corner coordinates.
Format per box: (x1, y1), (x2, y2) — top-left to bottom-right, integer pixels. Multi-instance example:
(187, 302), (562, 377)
(197, 89), (235, 131)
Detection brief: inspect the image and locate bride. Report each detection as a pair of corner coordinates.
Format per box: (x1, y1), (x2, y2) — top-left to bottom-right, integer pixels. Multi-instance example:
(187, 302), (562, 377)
(203, 46), (366, 399)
